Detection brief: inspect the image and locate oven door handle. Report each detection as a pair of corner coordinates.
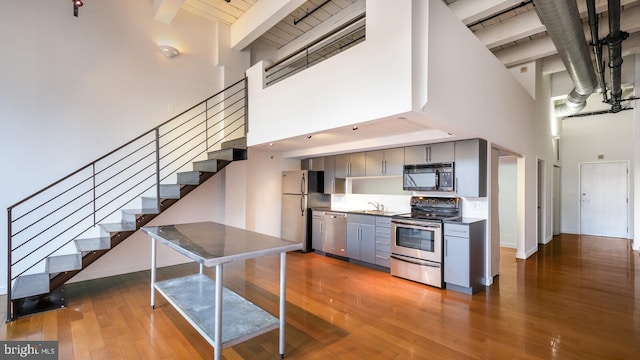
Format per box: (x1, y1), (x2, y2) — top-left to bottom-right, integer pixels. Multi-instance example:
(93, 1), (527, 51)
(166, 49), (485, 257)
(391, 220), (441, 229)
(391, 254), (441, 268)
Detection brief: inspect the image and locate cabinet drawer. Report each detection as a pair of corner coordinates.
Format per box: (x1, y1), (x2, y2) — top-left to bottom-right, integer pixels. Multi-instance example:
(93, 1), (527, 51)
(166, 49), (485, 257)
(375, 216), (391, 227)
(375, 226), (391, 236)
(444, 224), (469, 237)
(347, 214), (376, 225)
(375, 239), (390, 252)
(375, 251), (390, 267)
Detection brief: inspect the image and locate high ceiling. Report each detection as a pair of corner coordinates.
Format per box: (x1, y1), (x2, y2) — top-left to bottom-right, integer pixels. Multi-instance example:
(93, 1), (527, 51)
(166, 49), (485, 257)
(176, 0), (640, 154)
(181, 0), (640, 72)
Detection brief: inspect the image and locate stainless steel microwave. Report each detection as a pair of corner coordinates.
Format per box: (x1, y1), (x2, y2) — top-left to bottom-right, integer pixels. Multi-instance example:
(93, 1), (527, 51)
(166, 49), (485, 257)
(403, 162), (454, 192)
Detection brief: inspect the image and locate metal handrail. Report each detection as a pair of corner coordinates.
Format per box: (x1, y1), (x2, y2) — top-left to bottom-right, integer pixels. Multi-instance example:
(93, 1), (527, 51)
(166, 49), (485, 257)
(6, 77), (248, 321)
(265, 13), (366, 86)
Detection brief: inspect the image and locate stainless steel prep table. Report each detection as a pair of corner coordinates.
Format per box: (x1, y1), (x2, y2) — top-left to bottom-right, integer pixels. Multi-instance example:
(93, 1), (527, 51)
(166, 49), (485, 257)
(142, 221), (302, 359)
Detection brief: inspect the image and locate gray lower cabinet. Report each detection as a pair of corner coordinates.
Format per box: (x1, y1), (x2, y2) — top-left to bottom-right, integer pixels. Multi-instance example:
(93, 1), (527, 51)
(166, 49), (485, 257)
(346, 214), (376, 263)
(374, 216), (391, 268)
(444, 220), (486, 294)
(311, 211), (323, 251)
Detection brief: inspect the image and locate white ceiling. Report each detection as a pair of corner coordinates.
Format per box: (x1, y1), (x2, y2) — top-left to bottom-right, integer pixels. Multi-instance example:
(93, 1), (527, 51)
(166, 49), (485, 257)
(176, 0), (640, 155)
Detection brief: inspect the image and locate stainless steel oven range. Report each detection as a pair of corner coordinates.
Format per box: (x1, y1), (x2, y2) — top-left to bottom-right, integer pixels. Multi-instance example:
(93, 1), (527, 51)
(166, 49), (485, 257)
(390, 196), (460, 288)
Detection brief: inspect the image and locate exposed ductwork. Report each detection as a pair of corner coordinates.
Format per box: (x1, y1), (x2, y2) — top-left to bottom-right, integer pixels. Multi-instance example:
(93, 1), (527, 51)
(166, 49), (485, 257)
(586, 0), (609, 105)
(533, 0), (597, 116)
(603, 0), (629, 112)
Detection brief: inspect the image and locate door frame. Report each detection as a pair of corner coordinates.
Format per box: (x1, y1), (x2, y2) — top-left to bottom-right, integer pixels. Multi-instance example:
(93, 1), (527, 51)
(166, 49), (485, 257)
(578, 160), (630, 238)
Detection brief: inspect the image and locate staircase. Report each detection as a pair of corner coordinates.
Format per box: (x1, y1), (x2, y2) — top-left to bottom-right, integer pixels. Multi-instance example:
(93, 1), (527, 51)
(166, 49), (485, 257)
(6, 78), (248, 321)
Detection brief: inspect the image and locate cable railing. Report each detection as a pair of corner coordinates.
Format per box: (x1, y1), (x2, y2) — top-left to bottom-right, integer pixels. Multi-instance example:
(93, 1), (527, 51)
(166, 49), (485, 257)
(6, 78), (248, 318)
(265, 13), (366, 87)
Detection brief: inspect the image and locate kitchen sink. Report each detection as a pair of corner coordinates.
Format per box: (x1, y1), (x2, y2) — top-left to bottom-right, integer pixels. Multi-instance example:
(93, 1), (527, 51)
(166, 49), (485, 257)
(353, 209), (402, 216)
(357, 209), (384, 214)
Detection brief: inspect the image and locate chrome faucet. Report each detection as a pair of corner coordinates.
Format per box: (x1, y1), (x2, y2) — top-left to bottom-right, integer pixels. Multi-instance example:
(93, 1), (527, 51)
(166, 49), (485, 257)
(368, 201), (384, 212)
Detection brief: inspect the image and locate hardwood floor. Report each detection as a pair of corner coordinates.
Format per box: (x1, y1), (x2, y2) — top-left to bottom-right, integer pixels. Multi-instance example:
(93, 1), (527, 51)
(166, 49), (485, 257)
(2, 233), (639, 359)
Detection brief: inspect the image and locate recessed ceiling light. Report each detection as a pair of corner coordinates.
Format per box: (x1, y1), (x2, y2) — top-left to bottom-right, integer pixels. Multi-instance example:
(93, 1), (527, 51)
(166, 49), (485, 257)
(307, 135), (312, 139)
(269, 143), (274, 147)
(352, 126), (359, 130)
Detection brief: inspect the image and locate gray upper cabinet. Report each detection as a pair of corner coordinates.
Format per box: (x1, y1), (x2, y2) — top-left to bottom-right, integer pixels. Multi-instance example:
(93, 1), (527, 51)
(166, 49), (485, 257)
(301, 157), (324, 171)
(365, 148), (404, 176)
(335, 152), (366, 177)
(323, 156), (345, 194)
(405, 142), (455, 164)
(454, 138), (487, 197)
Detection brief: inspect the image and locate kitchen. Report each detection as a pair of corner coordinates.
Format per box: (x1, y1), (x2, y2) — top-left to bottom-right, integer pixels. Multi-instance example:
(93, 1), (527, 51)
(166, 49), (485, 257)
(280, 138), (489, 295)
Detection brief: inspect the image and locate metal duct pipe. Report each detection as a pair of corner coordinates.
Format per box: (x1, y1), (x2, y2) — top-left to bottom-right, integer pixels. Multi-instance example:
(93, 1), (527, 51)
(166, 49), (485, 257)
(586, 0), (608, 104)
(604, 0), (628, 112)
(533, 0), (597, 115)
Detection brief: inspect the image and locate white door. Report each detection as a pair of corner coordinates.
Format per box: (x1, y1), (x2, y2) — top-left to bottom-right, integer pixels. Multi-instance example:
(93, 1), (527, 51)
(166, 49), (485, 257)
(579, 161), (628, 238)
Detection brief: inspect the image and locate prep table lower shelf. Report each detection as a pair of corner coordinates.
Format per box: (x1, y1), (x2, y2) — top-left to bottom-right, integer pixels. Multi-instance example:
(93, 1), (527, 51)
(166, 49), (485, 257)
(155, 273), (279, 349)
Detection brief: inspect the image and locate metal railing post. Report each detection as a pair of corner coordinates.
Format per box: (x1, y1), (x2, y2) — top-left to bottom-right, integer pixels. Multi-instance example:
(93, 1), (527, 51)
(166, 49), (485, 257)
(7, 208), (13, 322)
(205, 100), (209, 151)
(155, 128), (161, 212)
(92, 163), (96, 226)
(244, 78), (249, 135)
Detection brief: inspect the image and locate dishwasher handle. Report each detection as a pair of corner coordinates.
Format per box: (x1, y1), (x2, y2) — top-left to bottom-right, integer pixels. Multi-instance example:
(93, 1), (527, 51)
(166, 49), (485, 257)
(324, 212), (347, 219)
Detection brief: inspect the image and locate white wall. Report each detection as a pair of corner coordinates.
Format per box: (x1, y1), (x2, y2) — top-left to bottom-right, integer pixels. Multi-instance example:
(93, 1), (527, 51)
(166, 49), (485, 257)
(635, 54), (640, 250)
(561, 111), (635, 235)
(0, 0), (227, 294)
(246, 0), (414, 147)
(420, 0), (554, 259)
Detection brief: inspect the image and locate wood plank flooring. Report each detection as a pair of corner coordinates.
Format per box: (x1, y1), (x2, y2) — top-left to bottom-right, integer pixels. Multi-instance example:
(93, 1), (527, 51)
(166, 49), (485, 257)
(2, 233), (639, 359)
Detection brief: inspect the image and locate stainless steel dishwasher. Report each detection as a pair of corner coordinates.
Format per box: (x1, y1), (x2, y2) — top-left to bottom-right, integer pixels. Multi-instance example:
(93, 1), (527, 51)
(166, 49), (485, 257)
(322, 212), (347, 257)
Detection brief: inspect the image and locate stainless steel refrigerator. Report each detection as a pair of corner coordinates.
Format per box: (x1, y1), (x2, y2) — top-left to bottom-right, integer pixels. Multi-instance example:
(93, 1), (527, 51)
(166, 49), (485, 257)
(281, 170), (330, 252)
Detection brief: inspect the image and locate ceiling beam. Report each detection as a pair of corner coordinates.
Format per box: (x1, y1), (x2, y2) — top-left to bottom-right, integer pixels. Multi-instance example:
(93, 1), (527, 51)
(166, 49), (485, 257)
(448, 0), (524, 25)
(231, 0), (306, 50)
(475, 9), (543, 48)
(277, 0), (365, 60)
(154, 0), (185, 24)
(489, 2), (640, 69)
(494, 36), (556, 67)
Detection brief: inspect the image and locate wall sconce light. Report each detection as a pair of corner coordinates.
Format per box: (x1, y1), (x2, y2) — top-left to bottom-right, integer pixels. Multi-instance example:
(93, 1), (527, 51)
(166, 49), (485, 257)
(159, 45), (180, 58)
(73, 0), (83, 17)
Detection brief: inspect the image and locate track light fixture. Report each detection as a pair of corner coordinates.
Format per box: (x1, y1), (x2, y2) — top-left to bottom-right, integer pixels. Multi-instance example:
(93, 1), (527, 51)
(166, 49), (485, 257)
(73, 0), (84, 17)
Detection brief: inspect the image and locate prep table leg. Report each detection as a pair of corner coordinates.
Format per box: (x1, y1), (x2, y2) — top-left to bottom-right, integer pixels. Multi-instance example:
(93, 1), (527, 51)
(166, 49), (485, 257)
(279, 251), (286, 358)
(150, 237), (157, 308)
(214, 264), (223, 360)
